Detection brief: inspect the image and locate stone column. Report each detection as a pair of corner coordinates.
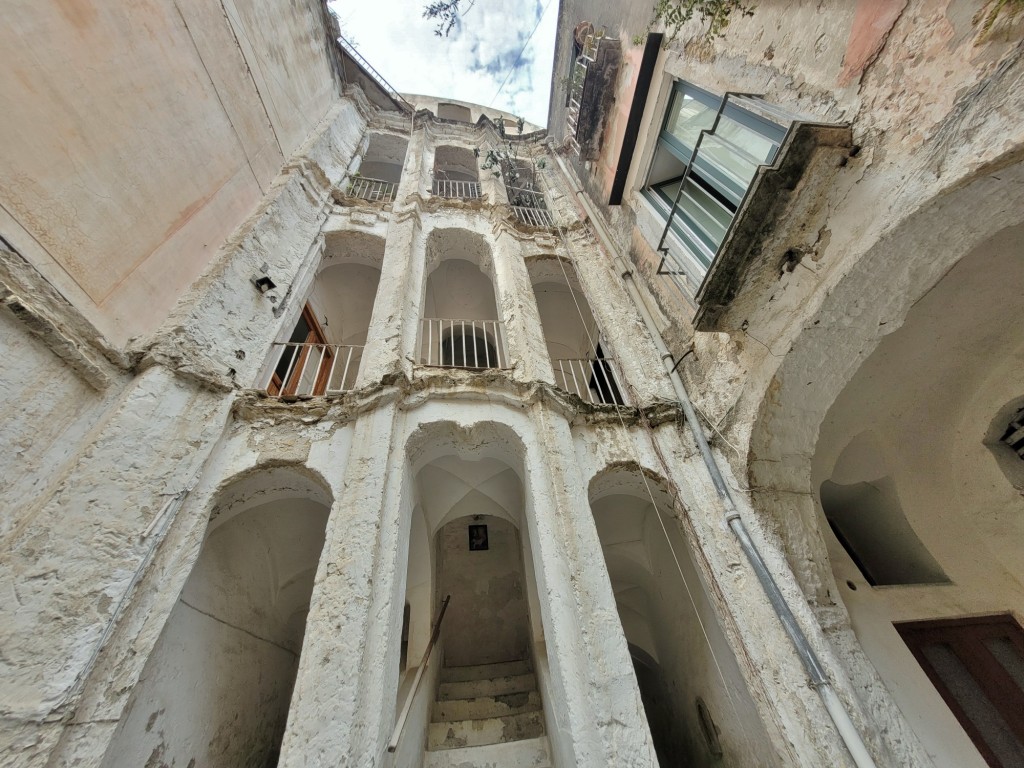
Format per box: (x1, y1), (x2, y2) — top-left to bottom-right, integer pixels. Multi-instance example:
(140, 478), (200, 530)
(278, 402), (408, 766)
(491, 226), (553, 384)
(523, 402), (658, 768)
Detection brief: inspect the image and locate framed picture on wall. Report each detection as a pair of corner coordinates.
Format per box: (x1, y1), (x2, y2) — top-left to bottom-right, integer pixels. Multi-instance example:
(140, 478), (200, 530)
(468, 524), (489, 551)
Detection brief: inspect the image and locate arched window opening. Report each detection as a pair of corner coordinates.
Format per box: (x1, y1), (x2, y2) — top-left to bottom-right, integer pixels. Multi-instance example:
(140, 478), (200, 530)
(349, 132), (408, 202)
(418, 230), (508, 370)
(432, 145), (480, 199)
(265, 233), (384, 397)
(526, 257), (626, 405)
(504, 160), (553, 227)
(101, 469), (331, 768)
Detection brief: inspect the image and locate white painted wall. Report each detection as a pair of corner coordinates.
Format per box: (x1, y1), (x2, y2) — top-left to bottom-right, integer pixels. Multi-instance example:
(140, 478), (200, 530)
(101, 498), (328, 768)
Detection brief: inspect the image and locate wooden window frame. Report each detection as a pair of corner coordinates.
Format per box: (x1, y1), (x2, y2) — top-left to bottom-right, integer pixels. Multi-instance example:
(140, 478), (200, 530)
(896, 613), (1024, 767)
(267, 305), (332, 397)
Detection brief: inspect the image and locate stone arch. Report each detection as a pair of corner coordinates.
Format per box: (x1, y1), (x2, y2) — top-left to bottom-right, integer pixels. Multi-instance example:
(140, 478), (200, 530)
(586, 463), (777, 767)
(745, 159), (1024, 765)
(746, 159), (1024, 603)
(101, 464), (332, 768)
(433, 145), (478, 183)
(419, 228), (505, 368)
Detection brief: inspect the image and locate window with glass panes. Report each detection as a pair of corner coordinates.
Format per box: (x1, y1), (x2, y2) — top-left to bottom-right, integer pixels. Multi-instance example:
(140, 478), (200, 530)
(644, 82), (787, 281)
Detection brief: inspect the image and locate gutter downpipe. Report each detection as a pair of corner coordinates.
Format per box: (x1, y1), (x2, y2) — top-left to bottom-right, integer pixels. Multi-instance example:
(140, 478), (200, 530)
(550, 150), (878, 768)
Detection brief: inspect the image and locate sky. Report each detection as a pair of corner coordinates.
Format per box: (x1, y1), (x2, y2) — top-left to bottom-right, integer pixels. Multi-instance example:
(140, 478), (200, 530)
(328, 0), (559, 127)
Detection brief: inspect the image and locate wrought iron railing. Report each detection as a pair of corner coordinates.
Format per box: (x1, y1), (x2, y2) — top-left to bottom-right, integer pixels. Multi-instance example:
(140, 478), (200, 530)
(337, 35), (413, 112)
(566, 33), (601, 156)
(265, 343), (362, 397)
(418, 319), (508, 370)
(432, 179), (481, 199)
(348, 176), (398, 203)
(554, 357), (626, 405)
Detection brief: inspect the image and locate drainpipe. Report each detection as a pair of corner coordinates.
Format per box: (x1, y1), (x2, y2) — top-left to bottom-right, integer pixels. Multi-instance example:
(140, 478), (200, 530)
(550, 151), (878, 768)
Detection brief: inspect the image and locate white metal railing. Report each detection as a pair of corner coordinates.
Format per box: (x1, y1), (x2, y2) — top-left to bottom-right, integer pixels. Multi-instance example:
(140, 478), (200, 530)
(418, 319), (508, 369)
(348, 176), (398, 203)
(432, 179), (481, 199)
(554, 358), (627, 405)
(512, 206), (554, 227)
(265, 343), (362, 397)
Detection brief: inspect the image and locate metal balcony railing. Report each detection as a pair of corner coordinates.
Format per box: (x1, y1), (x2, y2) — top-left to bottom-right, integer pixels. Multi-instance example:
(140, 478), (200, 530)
(566, 33), (600, 156)
(432, 179), (481, 199)
(418, 319), (508, 370)
(337, 35), (413, 112)
(266, 343), (362, 397)
(348, 176), (398, 203)
(512, 206), (554, 227)
(554, 357), (626, 406)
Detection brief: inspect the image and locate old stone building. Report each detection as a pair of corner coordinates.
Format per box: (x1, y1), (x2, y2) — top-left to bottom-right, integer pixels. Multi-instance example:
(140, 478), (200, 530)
(2, 1), (1022, 767)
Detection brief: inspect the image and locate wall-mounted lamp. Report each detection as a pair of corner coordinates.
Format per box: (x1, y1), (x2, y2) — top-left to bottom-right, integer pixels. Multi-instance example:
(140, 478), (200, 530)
(253, 275), (277, 294)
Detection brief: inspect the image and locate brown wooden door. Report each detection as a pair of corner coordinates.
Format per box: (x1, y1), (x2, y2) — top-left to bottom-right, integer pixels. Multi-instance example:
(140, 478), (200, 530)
(897, 614), (1024, 767)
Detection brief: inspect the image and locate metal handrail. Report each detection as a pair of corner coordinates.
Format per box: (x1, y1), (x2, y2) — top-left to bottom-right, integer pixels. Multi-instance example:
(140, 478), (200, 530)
(387, 595), (451, 753)
(265, 342), (362, 397)
(418, 318), (508, 369)
(432, 179), (481, 199)
(348, 176), (398, 203)
(554, 357), (627, 406)
(337, 35), (413, 112)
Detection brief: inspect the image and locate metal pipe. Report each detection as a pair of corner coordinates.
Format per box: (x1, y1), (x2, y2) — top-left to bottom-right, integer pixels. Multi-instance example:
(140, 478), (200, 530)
(551, 150), (878, 768)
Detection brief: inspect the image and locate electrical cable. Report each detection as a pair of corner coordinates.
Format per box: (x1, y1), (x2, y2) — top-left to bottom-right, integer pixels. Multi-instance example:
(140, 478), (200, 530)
(487, 0), (555, 111)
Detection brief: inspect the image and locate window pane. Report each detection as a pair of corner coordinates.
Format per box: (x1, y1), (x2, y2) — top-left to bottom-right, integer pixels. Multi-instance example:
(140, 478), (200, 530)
(665, 90), (716, 154)
(700, 116), (778, 189)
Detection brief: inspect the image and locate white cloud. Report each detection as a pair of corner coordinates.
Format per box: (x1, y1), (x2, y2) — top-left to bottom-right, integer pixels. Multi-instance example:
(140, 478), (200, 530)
(329, 0), (557, 127)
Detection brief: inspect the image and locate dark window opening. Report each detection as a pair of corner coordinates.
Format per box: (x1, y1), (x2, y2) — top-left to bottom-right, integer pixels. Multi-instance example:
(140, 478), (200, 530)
(441, 330), (499, 370)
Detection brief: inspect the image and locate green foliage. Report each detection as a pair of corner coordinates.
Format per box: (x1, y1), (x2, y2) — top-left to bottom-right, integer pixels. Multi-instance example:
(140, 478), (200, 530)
(423, 0), (475, 37)
(637, 0), (755, 45)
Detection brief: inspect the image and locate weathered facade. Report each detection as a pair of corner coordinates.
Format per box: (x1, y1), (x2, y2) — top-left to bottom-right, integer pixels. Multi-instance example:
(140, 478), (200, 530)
(2, 1), (1023, 767)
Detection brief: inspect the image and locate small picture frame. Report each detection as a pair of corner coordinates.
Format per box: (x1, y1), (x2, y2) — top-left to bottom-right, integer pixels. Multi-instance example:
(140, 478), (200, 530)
(468, 524), (489, 551)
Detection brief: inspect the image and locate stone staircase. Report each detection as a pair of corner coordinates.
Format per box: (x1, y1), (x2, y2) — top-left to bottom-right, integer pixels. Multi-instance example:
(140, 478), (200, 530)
(424, 658), (553, 768)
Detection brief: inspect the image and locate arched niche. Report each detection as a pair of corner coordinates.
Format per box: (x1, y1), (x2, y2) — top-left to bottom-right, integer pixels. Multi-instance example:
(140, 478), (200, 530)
(433, 145), (478, 183)
(101, 466), (332, 768)
(388, 421), (546, 763)
(588, 464), (777, 767)
(745, 158), (1024, 766)
(805, 219), (1024, 765)
(359, 132), (408, 183)
(524, 255), (600, 361)
(419, 229), (505, 368)
(264, 232), (385, 396)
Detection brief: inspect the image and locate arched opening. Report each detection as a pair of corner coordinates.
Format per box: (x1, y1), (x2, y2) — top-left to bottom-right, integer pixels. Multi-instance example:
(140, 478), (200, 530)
(525, 256), (625, 404)
(432, 145), (480, 199)
(418, 229), (507, 369)
(390, 422), (551, 765)
(808, 219), (1024, 766)
(588, 465), (777, 767)
(265, 232), (384, 397)
(349, 132), (408, 202)
(101, 467), (331, 768)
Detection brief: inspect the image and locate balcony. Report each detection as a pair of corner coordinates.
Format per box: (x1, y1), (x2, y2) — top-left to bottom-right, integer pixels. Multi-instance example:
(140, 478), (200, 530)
(504, 161), (554, 228)
(349, 176), (398, 203)
(266, 343), (362, 397)
(432, 179), (481, 199)
(554, 357), (626, 406)
(418, 319), (508, 370)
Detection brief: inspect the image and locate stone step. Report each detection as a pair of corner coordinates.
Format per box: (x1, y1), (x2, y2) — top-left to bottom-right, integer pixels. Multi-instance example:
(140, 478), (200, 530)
(438, 673), (537, 702)
(441, 659), (533, 683)
(432, 690), (542, 722)
(423, 735), (552, 768)
(428, 710), (546, 751)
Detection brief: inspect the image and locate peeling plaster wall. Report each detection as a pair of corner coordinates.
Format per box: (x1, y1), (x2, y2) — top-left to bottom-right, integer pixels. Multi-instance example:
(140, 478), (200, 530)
(0, 0), (342, 346)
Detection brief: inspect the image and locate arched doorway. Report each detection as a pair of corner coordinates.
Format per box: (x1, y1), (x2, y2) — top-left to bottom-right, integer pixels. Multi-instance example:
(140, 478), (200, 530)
(588, 465), (778, 767)
(100, 467), (331, 768)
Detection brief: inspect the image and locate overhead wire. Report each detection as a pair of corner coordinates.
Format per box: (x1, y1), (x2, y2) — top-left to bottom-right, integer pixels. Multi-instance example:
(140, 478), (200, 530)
(534, 148), (751, 745)
(487, 0), (556, 111)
